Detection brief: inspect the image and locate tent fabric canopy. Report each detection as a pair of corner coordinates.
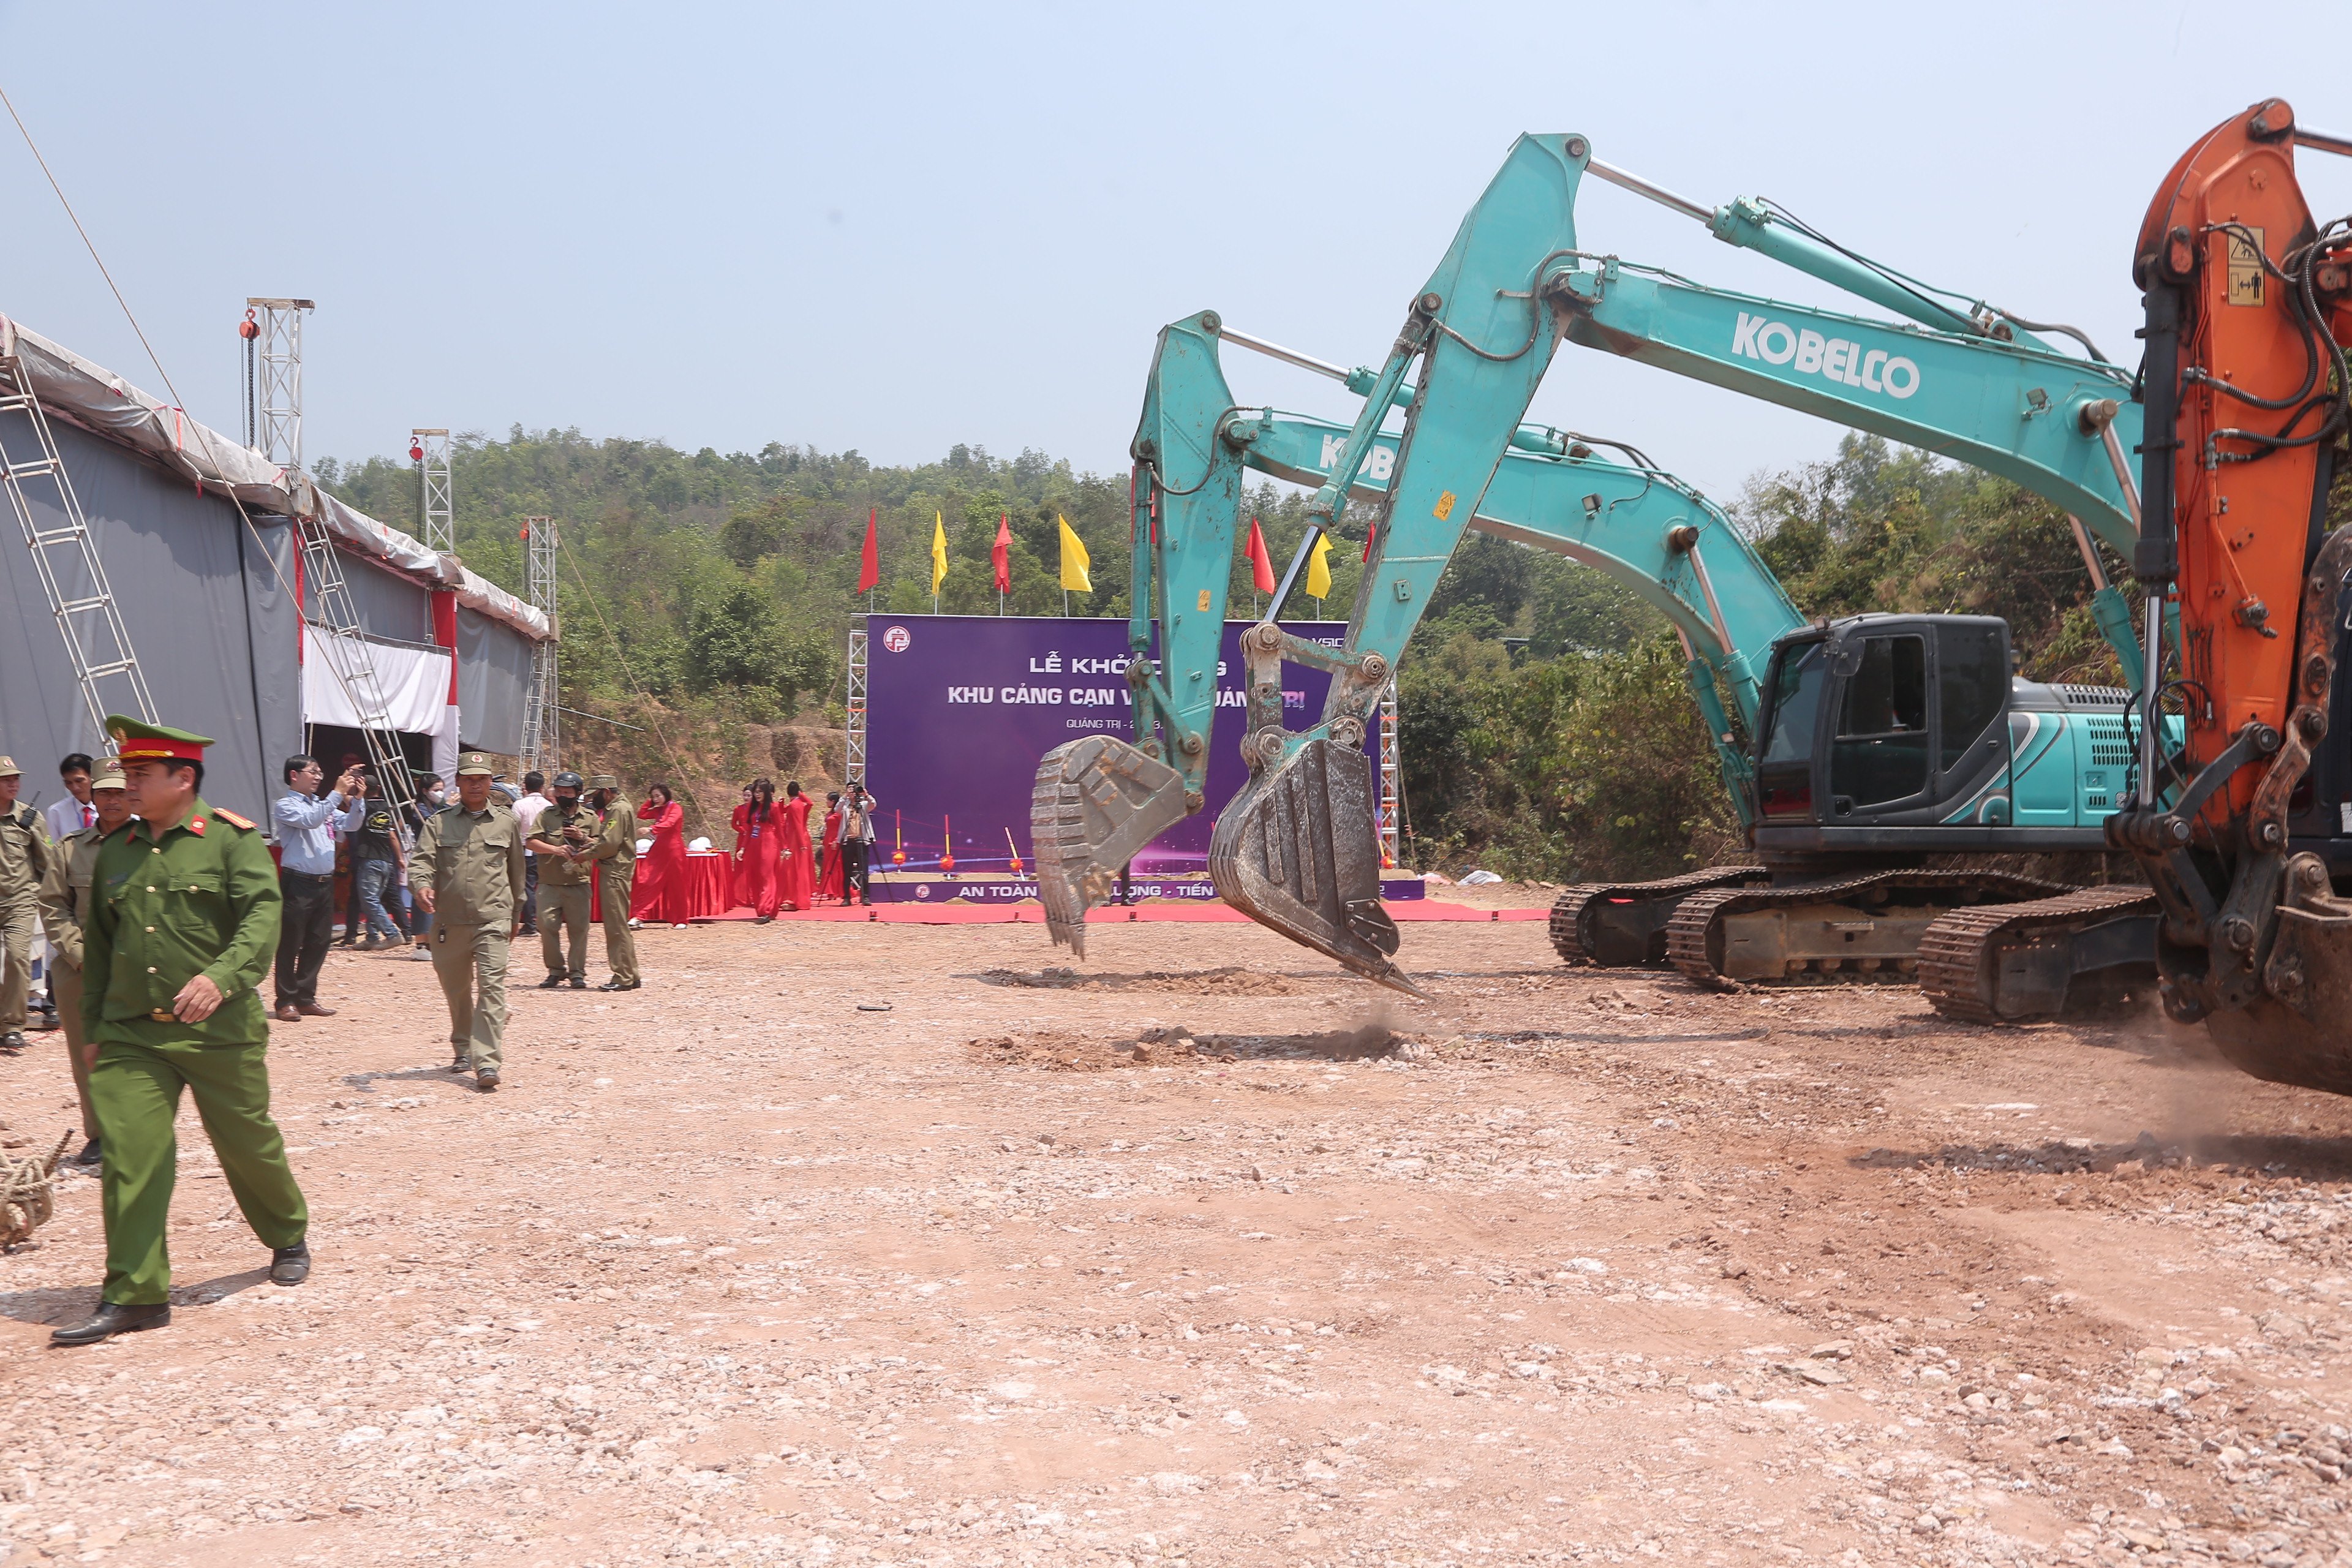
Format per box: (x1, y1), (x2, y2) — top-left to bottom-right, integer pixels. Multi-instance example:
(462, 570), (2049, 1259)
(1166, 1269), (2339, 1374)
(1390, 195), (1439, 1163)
(1, 312), (551, 642)
(301, 625), (453, 736)
(0, 419), (300, 821)
(456, 608), (533, 756)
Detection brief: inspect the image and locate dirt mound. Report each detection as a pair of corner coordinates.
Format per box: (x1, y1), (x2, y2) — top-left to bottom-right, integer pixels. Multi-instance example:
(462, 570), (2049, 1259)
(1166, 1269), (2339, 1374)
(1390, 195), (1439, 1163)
(968, 1021), (1408, 1071)
(971, 965), (1322, 997)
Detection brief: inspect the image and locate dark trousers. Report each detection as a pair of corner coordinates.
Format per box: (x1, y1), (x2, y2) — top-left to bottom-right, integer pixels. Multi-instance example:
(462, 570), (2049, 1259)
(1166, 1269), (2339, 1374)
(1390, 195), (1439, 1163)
(842, 839), (870, 903)
(274, 870), (336, 1007)
(522, 853), (540, 929)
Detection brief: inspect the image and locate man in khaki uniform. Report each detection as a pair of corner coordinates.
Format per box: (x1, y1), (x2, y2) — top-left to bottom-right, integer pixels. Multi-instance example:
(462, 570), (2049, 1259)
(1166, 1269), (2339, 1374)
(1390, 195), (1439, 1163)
(36, 766), (133, 1166)
(0, 755), (55, 1056)
(407, 753), (526, 1090)
(584, 775), (641, 992)
(526, 770), (595, 989)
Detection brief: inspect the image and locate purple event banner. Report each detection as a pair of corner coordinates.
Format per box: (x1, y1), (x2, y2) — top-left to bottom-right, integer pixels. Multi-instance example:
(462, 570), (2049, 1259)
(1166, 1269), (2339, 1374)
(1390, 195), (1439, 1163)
(859, 614), (1371, 874)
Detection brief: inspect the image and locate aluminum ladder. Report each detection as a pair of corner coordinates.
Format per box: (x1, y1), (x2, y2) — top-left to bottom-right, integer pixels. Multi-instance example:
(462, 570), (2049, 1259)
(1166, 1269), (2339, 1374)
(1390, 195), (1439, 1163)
(296, 515), (423, 852)
(0, 345), (156, 750)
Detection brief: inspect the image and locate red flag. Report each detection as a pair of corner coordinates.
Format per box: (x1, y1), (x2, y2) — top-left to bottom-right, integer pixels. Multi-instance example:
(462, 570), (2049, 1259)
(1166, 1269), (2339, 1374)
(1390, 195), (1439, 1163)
(992, 513), (1012, 594)
(1245, 516), (1276, 594)
(857, 507), (880, 594)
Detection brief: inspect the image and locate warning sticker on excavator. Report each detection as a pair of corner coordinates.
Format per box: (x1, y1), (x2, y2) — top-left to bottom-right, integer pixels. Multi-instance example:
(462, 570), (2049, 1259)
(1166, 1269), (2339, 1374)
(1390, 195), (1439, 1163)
(2226, 226), (2266, 307)
(1197, 589), (1212, 611)
(1433, 490), (1457, 521)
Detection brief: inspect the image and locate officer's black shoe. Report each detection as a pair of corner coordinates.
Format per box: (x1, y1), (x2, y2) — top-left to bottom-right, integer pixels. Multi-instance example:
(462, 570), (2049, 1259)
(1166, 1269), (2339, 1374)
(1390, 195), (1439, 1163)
(71, 1138), (100, 1167)
(568, 977), (587, 989)
(270, 1242), (311, 1286)
(596, 978), (641, 992)
(475, 1068), (500, 1092)
(0, 1031), (25, 1055)
(449, 1051), (469, 1074)
(537, 974), (565, 989)
(50, 1301), (170, 1346)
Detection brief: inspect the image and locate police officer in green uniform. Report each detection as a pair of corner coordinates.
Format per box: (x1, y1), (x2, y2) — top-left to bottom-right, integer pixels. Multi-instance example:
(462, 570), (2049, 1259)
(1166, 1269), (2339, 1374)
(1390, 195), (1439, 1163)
(584, 775), (641, 992)
(51, 718), (310, 1348)
(526, 770), (595, 989)
(36, 764), (134, 1167)
(407, 752), (526, 1089)
(0, 755), (55, 1056)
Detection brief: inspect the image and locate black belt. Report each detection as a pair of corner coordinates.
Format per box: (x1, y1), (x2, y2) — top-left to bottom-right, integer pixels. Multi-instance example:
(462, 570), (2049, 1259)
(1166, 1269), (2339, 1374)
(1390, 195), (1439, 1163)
(281, 869), (334, 881)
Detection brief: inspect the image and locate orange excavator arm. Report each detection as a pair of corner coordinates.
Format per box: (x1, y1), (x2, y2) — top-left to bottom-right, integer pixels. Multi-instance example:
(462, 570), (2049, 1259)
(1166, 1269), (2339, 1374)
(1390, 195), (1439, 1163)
(2115, 99), (2352, 1091)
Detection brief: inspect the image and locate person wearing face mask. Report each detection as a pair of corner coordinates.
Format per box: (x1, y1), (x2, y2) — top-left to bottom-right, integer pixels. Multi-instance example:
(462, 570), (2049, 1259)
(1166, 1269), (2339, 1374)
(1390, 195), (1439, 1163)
(402, 775), (449, 961)
(36, 764), (134, 1166)
(526, 771), (597, 987)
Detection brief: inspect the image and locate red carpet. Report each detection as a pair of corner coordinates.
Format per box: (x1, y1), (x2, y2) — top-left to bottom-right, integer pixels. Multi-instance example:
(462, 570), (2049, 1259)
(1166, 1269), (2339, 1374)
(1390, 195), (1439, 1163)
(690, 899), (1545, 926)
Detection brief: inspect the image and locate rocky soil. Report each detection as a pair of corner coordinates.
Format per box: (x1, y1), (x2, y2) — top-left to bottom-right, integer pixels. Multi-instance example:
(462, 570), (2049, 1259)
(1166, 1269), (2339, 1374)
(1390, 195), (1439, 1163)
(5, 912), (2352, 1567)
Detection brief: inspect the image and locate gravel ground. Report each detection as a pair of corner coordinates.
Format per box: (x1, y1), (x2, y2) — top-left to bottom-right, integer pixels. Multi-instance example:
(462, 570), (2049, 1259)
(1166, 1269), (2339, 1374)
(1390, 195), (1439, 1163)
(5, 913), (2352, 1567)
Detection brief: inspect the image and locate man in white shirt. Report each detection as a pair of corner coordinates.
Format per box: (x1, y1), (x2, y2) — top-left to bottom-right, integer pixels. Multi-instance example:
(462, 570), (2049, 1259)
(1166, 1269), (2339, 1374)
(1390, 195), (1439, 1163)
(510, 770), (551, 929)
(42, 753), (97, 844)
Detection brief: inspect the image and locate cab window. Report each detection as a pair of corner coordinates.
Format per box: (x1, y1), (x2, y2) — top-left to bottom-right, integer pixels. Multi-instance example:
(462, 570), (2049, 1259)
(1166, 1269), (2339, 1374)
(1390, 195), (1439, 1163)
(1831, 634), (1929, 807)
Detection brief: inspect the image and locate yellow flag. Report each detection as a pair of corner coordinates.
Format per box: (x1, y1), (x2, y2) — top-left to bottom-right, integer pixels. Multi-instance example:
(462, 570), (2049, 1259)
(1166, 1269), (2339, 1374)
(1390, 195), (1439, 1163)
(1057, 514), (1091, 593)
(930, 513), (949, 595)
(1305, 532), (1333, 600)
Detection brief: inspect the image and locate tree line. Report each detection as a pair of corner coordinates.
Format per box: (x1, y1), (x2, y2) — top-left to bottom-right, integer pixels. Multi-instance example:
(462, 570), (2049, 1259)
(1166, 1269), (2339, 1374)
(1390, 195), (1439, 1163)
(315, 426), (2168, 883)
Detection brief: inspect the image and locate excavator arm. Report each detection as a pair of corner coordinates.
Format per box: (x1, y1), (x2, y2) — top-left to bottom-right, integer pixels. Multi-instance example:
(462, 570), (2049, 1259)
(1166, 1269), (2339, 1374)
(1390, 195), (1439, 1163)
(1032, 299), (1803, 962)
(2106, 99), (2352, 1093)
(1047, 129), (2166, 989)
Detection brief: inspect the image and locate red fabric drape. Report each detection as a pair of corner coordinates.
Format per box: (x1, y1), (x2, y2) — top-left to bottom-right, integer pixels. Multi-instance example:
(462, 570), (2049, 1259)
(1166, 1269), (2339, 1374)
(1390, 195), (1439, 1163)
(634, 799), (690, 922)
(778, 794), (816, 910)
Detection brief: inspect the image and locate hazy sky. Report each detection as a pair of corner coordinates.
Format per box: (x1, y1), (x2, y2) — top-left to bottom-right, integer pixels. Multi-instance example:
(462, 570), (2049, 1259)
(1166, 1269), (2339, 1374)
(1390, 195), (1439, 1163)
(6, 2), (2352, 504)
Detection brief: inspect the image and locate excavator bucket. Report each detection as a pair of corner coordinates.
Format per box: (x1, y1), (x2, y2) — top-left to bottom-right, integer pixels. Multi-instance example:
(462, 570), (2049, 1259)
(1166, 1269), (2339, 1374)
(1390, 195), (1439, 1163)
(1209, 738), (1420, 995)
(1031, 735), (1188, 956)
(2201, 853), (2352, 1098)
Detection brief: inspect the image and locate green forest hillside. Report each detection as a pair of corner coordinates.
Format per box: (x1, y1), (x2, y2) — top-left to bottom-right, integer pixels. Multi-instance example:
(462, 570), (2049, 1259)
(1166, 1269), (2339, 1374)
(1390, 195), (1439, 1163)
(317, 427), (2135, 878)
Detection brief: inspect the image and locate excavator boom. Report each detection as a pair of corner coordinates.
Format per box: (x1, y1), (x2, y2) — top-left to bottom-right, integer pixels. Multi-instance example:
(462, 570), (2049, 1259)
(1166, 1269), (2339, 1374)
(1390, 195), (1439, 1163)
(1046, 129), (2171, 997)
(2108, 99), (2352, 1092)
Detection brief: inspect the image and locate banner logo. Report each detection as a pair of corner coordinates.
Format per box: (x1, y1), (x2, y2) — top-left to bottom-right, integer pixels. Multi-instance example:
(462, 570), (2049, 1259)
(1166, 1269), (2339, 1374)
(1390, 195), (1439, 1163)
(1731, 311), (1919, 399)
(881, 625), (912, 652)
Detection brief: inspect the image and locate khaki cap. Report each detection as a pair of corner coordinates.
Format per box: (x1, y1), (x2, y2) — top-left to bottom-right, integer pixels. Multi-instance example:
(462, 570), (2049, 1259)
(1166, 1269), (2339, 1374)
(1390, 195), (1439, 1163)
(456, 752), (497, 776)
(589, 774), (619, 790)
(91, 771), (127, 791)
(0, 756), (18, 777)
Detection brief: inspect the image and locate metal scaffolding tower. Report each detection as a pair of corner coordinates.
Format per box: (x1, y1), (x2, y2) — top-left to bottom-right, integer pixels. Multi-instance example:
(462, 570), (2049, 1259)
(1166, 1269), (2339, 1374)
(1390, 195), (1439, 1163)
(519, 516), (559, 772)
(412, 428), (453, 552)
(245, 298), (314, 470)
(844, 624), (869, 784)
(0, 332), (156, 752)
(251, 295), (418, 846)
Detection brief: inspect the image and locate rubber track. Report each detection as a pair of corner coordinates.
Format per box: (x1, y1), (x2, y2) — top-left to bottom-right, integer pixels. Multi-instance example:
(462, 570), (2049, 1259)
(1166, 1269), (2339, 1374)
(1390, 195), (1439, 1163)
(1915, 884), (2160, 1025)
(1664, 868), (2080, 989)
(1548, 865), (1768, 966)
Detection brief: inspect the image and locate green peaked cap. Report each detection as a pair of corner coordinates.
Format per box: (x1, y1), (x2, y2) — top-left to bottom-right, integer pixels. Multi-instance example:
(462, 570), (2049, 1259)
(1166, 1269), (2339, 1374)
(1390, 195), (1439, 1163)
(105, 714), (215, 763)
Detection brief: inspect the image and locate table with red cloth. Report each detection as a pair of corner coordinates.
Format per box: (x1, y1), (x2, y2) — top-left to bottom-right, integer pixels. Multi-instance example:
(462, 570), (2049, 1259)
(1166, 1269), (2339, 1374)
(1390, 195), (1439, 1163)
(589, 850), (735, 922)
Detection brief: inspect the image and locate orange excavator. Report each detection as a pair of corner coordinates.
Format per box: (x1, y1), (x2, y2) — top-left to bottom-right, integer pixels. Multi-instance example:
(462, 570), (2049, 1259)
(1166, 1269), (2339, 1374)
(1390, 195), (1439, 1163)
(2113, 100), (2352, 1091)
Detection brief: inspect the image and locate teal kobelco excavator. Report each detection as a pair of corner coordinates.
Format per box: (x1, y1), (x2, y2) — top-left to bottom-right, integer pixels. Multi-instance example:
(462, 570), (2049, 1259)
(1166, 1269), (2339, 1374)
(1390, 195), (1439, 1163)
(1035, 132), (2172, 1019)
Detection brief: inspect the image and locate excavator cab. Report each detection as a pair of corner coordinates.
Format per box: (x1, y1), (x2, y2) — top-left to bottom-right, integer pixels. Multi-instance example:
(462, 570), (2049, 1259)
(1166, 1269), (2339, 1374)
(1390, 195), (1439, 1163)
(1751, 614), (2022, 852)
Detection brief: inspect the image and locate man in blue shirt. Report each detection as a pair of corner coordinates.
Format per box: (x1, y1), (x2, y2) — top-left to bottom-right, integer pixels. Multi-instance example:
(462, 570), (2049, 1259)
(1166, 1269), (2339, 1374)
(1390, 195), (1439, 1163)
(271, 755), (361, 1022)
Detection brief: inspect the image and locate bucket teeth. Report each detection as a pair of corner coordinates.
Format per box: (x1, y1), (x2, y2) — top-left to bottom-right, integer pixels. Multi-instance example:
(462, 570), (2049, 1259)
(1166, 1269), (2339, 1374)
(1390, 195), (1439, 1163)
(1210, 737), (1420, 995)
(1030, 736), (1188, 957)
